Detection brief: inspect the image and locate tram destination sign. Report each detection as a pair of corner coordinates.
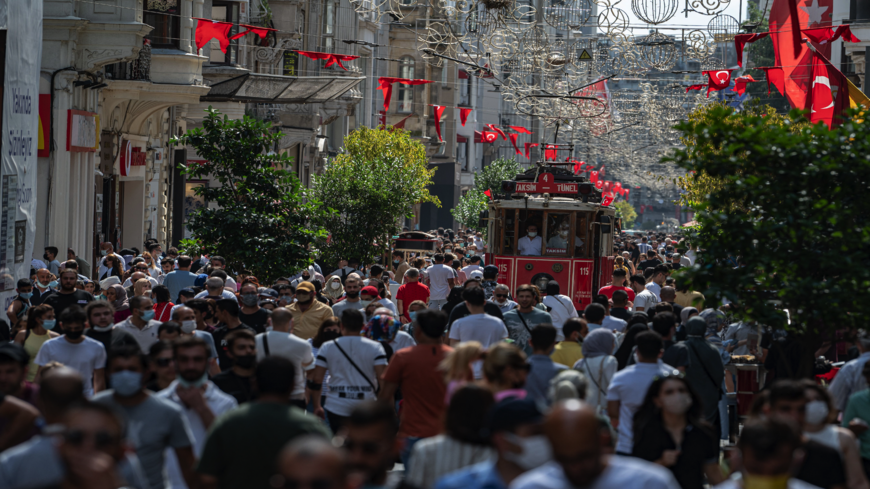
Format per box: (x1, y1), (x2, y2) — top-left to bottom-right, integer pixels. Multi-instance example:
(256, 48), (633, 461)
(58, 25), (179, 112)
(515, 173), (578, 194)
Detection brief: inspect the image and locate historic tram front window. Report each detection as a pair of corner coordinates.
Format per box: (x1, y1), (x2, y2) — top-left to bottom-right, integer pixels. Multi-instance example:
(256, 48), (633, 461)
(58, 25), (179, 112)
(501, 209), (515, 255)
(517, 210), (543, 256)
(545, 213), (572, 255)
(575, 214), (589, 257)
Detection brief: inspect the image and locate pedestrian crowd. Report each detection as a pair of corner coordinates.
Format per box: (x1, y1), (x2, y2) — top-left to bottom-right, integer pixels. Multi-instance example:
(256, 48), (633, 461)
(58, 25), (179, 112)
(0, 229), (866, 489)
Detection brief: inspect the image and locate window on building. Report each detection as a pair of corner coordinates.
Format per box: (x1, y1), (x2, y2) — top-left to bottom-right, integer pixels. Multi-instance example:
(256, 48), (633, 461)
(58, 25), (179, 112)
(210, 2), (239, 65)
(144, 0), (180, 49)
(322, 2), (336, 53)
(458, 70), (472, 106)
(397, 57), (415, 113)
(457, 139), (468, 171)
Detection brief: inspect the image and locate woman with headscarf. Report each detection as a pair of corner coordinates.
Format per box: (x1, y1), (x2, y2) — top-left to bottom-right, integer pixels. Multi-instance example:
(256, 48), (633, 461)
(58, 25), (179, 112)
(677, 317), (725, 434)
(573, 329), (618, 415)
(107, 284), (131, 322)
(680, 307), (699, 326)
(323, 275), (344, 303)
(614, 323), (648, 370)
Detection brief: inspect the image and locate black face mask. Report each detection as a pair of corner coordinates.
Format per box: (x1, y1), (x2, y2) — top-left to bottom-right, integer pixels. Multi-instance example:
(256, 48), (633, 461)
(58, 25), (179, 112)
(65, 329), (83, 340)
(322, 330), (341, 342)
(43, 253), (50, 261)
(234, 354), (256, 369)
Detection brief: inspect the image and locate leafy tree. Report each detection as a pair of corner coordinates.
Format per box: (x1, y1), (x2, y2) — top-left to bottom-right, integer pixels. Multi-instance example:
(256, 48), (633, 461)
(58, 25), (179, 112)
(311, 126), (439, 267)
(667, 107), (870, 375)
(451, 157), (522, 234)
(170, 107), (328, 283)
(614, 201), (637, 229)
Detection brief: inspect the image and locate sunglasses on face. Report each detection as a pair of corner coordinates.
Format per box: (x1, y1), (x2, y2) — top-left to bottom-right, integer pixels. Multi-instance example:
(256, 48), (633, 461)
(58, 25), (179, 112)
(63, 429), (120, 449)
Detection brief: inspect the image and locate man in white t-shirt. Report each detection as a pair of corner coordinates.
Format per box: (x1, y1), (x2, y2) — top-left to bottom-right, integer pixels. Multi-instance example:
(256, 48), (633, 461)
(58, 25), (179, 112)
(645, 264), (668, 301)
(518, 225), (543, 256)
(309, 308), (388, 434)
(460, 256), (483, 278)
(630, 274), (659, 313)
(448, 287), (508, 347)
(35, 305), (106, 396)
(255, 308), (314, 409)
(542, 281), (578, 341)
(511, 401), (681, 489)
(606, 331), (678, 455)
(426, 254), (456, 310)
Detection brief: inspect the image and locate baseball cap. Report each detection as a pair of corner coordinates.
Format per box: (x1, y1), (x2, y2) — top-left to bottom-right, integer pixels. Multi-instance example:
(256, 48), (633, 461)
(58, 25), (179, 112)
(487, 398), (544, 433)
(360, 286), (381, 298)
(296, 282), (315, 294)
(259, 288), (278, 298)
(469, 270), (484, 281)
(0, 342), (29, 366)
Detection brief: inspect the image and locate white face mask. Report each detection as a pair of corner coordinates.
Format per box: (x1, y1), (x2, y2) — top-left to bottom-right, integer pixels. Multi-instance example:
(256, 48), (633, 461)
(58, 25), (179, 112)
(560, 230), (569, 237)
(527, 232), (537, 238)
(181, 320), (197, 334)
(330, 281), (341, 290)
(805, 400), (829, 425)
(502, 433), (552, 470)
(660, 392), (693, 415)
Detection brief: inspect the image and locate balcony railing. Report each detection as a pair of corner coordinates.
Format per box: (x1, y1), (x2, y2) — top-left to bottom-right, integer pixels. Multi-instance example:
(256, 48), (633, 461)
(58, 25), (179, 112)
(105, 41), (152, 81)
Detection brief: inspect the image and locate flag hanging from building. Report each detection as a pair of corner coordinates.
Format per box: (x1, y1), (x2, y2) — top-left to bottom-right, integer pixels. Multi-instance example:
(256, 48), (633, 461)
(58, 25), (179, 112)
(295, 50), (360, 71)
(377, 77), (433, 112)
(703, 70), (735, 97)
(194, 18), (234, 53)
(734, 32), (770, 67)
(524, 142), (538, 158)
(459, 108), (472, 126)
(230, 24), (277, 40)
(432, 105), (445, 142)
(805, 50), (870, 128)
(508, 134), (522, 155)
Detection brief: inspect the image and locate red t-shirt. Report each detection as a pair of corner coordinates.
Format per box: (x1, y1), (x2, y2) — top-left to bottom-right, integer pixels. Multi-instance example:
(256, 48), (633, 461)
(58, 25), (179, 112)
(396, 282), (430, 318)
(597, 285), (635, 302)
(382, 344), (452, 437)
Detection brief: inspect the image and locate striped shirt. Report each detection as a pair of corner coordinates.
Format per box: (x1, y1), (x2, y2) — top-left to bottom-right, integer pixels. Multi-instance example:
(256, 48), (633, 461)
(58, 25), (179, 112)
(407, 435), (495, 489)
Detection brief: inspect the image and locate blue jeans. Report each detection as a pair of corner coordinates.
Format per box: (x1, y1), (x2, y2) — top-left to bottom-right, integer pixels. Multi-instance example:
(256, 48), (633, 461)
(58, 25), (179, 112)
(401, 436), (424, 468)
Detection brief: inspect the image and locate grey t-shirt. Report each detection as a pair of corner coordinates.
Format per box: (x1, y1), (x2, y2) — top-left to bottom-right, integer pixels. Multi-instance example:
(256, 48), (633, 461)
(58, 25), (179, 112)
(332, 299), (364, 319)
(93, 392), (194, 489)
(502, 309), (553, 355)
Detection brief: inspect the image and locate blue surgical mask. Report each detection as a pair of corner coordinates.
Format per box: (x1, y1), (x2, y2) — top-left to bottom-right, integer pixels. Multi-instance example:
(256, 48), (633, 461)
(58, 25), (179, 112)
(100, 250), (108, 256)
(19, 292), (32, 299)
(409, 311), (417, 321)
(141, 310), (155, 321)
(110, 370), (142, 397)
(42, 319), (56, 329)
(48, 280), (58, 288)
(177, 372), (208, 389)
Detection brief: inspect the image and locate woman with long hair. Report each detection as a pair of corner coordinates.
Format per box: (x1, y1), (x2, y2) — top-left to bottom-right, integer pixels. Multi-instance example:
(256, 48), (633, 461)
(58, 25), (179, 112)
(142, 251), (161, 279)
(406, 384), (496, 489)
(441, 286), (465, 317)
(439, 341), (484, 402)
(573, 329), (618, 415)
(107, 284), (131, 322)
(152, 285), (174, 322)
(133, 278), (152, 298)
(482, 343), (529, 402)
(101, 254), (124, 281)
(631, 375), (723, 489)
(14, 304), (59, 381)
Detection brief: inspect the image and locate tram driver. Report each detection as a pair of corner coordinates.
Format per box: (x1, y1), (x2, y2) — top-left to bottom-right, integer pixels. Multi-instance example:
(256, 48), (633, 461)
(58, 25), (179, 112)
(547, 219), (585, 254)
(518, 224), (543, 256)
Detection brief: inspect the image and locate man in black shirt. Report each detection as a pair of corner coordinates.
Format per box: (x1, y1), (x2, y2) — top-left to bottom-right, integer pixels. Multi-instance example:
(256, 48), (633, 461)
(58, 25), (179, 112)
(610, 290), (632, 322)
(211, 298), (257, 370)
(446, 280), (504, 329)
(43, 268), (93, 319)
(84, 301), (139, 367)
(638, 249), (663, 272)
(237, 282), (271, 332)
(211, 329), (257, 404)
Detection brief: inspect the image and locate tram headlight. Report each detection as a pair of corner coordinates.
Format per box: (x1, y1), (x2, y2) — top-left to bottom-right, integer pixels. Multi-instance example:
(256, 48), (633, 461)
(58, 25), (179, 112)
(501, 180), (517, 194)
(579, 182), (593, 203)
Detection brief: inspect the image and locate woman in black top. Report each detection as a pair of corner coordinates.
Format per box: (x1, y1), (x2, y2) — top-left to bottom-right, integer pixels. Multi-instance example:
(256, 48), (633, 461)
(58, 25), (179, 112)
(631, 375), (724, 489)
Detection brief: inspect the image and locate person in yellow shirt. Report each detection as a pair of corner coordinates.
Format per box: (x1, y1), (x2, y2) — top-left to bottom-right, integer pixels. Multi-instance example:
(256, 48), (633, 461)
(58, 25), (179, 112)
(550, 318), (587, 368)
(286, 282), (335, 340)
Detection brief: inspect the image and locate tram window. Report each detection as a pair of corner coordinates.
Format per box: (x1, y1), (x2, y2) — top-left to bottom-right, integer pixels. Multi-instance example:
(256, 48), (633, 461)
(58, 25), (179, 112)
(517, 210), (543, 256)
(544, 213), (572, 256)
(575, 215), (589, 257)
(501, 209), (515, 255)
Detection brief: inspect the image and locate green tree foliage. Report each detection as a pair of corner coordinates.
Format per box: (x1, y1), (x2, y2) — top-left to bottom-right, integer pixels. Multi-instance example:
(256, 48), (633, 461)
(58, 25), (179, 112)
(614, 201), (637, 229)
(744, 3), (790, 112)
(451, 158), (522, 234)
(667, 107), (870, 370)
(311, 126), (439, 266)
(170, 107), (328, 283)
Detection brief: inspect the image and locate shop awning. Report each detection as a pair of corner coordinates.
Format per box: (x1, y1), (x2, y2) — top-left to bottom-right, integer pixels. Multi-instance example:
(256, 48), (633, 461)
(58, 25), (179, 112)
(202, 72), (364, 104)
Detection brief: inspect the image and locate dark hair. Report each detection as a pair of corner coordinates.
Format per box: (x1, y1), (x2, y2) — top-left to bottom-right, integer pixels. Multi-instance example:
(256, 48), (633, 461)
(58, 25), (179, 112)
(16, 278), (31, 290)
(152, 285), (171, 303)
(627, 312), (650, 328)
(433, 253), (445, 263)
(545, 281), (561, 296)
(630, 274), (646, 286)
(462, 286), (485, 307)
(768, 379), (806, 407)
(312, 317), (341, 348)
(612, 290), (629, 303)
(445, 384), (495, 445)
(530, 324), (557, 350)
(172, 335), (210, 357)
(0, 343), (29, 367)
(176, 256), (192, 268)
(256, 356), (296, 395)
(209, 269), (229, 281)
(584, 303), (606, 324)
(216, 298), (239, 317)
(59, 305), (87, 326)
(45, 246), (59, 256)
(210, 256), (226, 266)
(515, 284), (536, 297)
(341, 308), (365, 332)
(184, 298), (210, 314)
(446, 286), (464, 305)
(415, 309), (447, 339)
(27, 304), (55, 330)
(654, 302), (674, 314)
(592, 294), (609, 308)
(158, 321), (181, 337)
(129, 295), (151, 312)
(633, 375), (710, 442)
(651, 312), (675, 338)
(562, 318), (585, 339)
(612, 268), (627, 278)
(635, 331), (663, 360)
(737, 417), (802, 462)
(643, 268), (656, 280)
(148, 340), (172, 359)
(347, 401), (399, 436)
(226, 328), (256, 350)
(108, 345), (149, 370)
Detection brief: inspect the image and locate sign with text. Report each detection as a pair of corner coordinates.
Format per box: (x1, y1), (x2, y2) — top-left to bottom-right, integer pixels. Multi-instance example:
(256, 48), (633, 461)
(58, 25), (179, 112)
(494, 257), (514, 291)
(66, 110), (98, 152)
(572, 259), (595, 309)
(515, 173), (578, 194)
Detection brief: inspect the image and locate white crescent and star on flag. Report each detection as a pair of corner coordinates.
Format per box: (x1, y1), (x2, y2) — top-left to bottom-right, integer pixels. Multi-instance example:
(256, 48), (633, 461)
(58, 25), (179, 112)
(799, 0), (829, 26)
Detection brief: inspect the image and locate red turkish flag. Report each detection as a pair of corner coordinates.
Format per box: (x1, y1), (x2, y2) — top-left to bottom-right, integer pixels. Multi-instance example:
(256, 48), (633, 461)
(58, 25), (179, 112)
(377, 77), (433, 112)
(459, 108), (472, 126)
(686, 84), (707, 93)
(230, 24), (277, 40)
(603, 181), (612, 192)
(805, 50), (854, 128)
(484, 189), (493, 200)
(735, 32), (770, 67)
(703, 70), (735, 97)
(770, 0), (833, 110)
(590, 171), (599, 183)
(194, 18), (234, 53)
(432, 105), (445, 142)
(595, 180), (604, 190)
(734, 75), (757, 96)
(599, 166), (606, 177)
(802, 25), (861, 44)
(481, 131), (498, 143)
(485, 124), (507, 140)
(544, 145), (558, 161)
(624, 188), (630, 198)
(508, 134), (522, 155)
(757, 67), (786, 95)
(524, 143), (538, 158)
(614, 182), (622, 191)
(602, 193), (615, 206)
(296, 50), (360, 71)
(573, 160), (585, 174)
(510, 126), (532, 134)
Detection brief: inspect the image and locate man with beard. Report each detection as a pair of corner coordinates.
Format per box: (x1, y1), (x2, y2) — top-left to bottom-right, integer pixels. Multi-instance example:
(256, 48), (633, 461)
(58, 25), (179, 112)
(287, 281), (334, 341)
(341, 402), (403, 489)
(42, 268), (94, 318)
(34, 306), (106, 396)
(211, 329), (258, 405)
(157, 335), (238, 489)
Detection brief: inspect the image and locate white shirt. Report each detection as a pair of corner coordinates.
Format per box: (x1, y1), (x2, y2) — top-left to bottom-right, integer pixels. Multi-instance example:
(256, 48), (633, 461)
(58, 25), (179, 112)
(518, 235), (542, 255)
(315, 336), (388, 416)
(194, 290), (238, 302)
(460, 264), (482, 277)
(256, 331), (315, 399)
(542, 295), (578, 341)
(633, 288), (659, 312)
(573, 355), (618, 413)
(34, 336), (107, 396)
(511, 457), (681, 489)
(427, 264), (457, 301)
(490, 299), (518, 314)
(645, 282), (662, 301)
(606, 361), (679, 454)
(683, 250), (697, 266)
(390, 331), (417, 353)
(113, 318), (163, 353)
(602, 315), (628, 333)
(377, 298), (398, 316)
(157, 381), (237, 489)
(448, 313), (508, 348)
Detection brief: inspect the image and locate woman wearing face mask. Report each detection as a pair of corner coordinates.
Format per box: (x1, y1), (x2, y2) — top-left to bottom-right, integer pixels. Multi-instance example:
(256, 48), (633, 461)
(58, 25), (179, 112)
(323, 276), (344, 304)
(14, 304), (59, 382)
(439, 341), (485, 402)
(804, 381), (870, 489)
(483, 343), (530, 402)
(573, 329), (618, 416)
(152, 285), (174, 322)
(107, 284), (131, 323)
(631, 375), (723, 489)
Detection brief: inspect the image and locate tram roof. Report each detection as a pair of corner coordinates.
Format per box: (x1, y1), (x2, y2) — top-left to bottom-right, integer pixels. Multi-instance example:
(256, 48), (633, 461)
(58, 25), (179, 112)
(489, 197), (615, 213)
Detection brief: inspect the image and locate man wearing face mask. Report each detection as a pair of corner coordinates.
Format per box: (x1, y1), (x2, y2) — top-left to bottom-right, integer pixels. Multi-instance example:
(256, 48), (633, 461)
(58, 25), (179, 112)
(436, 398), (550, 489)
(211, 329), (258, 405)
(113, 295), (162, 354)
(510, 401), (680, 489)
(238, 281), (272, 333)
(43, 268), (94, 319)
(288, 281), (334, 341)
(518, 225), (543, 256)
(35, 306), (106, 396)
(31, 268), (58, 306)
(211, 299), (258, 370)
(6, 278), (33, 325)
(84, 301), (140, 365)
(157, 335), (238, 489)
(255, 308), (313, 409)
(171, 306), (221, 376)
(393, 250), (410, 285)
(93, 345), (198, 489)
